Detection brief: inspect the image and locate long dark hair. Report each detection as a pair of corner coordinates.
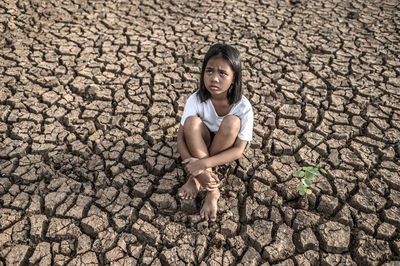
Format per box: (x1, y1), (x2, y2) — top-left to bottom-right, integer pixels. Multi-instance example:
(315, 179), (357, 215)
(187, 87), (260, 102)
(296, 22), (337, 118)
(198, 43), (242, 105)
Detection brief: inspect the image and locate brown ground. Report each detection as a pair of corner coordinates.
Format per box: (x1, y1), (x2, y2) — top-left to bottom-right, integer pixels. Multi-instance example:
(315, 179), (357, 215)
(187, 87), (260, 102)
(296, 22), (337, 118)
(0, 0), (400, 265)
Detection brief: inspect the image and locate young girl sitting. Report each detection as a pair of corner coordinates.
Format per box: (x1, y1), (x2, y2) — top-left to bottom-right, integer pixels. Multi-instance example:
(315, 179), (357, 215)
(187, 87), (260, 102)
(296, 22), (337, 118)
(177, 43), (254, 222)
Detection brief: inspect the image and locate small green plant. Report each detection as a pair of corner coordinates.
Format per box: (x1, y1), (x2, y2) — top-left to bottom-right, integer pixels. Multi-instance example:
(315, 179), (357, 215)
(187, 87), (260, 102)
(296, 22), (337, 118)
(293, 166), (326, 196)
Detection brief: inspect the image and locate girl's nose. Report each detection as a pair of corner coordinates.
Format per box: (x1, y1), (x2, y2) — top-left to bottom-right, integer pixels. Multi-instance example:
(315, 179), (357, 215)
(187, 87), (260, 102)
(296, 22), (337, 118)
(211, 73), (219, 82)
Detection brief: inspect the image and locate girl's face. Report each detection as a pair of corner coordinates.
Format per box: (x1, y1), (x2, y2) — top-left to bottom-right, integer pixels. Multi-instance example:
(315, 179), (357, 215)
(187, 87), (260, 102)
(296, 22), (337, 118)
(203, 57), (234, 99)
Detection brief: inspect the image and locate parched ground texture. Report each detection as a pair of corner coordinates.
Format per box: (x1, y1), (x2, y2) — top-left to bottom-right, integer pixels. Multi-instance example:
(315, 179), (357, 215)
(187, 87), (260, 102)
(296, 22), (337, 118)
(0, 0), (400, 265)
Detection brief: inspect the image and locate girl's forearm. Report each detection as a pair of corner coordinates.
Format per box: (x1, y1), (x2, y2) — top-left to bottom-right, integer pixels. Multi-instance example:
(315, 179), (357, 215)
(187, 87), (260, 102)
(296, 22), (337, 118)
(202, 146), (243, 169)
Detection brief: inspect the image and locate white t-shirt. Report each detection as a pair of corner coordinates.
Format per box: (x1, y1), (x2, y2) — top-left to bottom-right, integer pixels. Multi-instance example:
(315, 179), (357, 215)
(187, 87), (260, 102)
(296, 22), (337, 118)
(180, 91), (254, 142)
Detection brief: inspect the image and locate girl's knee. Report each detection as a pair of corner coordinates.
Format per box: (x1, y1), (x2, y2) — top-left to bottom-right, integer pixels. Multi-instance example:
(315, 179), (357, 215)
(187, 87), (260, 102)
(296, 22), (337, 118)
(220, 115), (240, 135)
(184, 116), (202, 129)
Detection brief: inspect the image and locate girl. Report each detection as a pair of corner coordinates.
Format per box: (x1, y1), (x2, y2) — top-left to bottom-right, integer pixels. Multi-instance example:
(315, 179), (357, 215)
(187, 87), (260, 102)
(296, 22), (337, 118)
(177, 43), (254, 221)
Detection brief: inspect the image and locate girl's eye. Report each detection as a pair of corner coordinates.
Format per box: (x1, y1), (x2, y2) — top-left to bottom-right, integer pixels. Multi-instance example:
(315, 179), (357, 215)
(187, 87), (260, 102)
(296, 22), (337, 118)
(220, 72), (227, 77)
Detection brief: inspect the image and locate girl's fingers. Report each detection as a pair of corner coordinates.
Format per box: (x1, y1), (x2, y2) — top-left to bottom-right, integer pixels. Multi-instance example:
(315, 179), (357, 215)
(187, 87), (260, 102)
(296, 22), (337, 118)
(210, 172), (219, 182)
(205, 185), (220, 191)
(205, 182), (220, 191)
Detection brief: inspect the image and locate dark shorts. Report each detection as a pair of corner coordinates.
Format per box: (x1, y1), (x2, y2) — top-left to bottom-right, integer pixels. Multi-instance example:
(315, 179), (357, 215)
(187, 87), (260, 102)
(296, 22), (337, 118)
(209, 131), (216, 143)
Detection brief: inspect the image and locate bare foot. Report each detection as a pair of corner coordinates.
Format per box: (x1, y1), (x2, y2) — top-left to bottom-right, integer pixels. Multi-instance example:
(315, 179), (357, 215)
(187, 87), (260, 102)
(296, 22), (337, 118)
(178, 176), (200, 200)
(200, 189), (220, 221)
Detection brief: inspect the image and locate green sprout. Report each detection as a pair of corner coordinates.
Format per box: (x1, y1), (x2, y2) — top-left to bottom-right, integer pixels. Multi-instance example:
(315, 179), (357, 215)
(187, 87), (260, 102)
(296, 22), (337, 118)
(293, 166), (326, 196)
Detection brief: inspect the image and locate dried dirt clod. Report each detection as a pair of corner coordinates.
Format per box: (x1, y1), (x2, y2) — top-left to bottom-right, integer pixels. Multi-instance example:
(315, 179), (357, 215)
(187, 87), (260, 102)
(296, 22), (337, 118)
(0, 208), (22, 230)
(149, 193), (177, 214)
(394, 240), (400, 256)
(2, 244), (30, 266)
(320, 253), (356, 266)
(270, 258), (294, 266)
(162, 222), (186, 246)
(350, 188), (386, 213)
(139, 201), (156, 221)
(357, 211), (379, 235)
(204, 247), (224, 265)
(238, 246), (261, 265)
(67, 252), (99, 265)
(29, 214), (48, 242)
(180, 198), (197, 214)
(81, 206), (109, 237)
(227, 235), (246, 257)
(318, 221), (350, 253)
(105, 246), (125, 263)
(293, 250), (319, 265)
(29, 242), (51, 265)
(376, 222), (397, 240)
(44, 191), (67, 216)
(131, 218), (161, 246)
(294, 227), (319, 252)
(379, 169), (400, 191)
(317, 194), (339, 215)
(46, 217), (81, 240)
(176, 243), (196, 264)
(132, 181), (153, 198)
(292, 210), (320, 231)
(220, 218), (238, 237)
(354, 231), (392, 266)
(388, 189), (400, 207)
(263, 223), (295, 263)
(244, 220), (273, 252)
(160, 247), (185, 265)
(383, 206), (400, 227)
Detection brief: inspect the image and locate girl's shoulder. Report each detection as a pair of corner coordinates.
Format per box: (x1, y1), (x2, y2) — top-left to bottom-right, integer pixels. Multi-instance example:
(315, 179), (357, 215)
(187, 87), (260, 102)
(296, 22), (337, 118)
(237, 95), (253, 109)
(186, 91), (201, 102)
(188, 90), (211, 105)
(232, 95), (253, 115)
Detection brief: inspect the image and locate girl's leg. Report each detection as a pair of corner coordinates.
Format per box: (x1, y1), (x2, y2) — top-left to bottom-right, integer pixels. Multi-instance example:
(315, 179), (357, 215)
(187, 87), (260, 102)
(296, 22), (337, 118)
(183, 116), (212, 158)
(209, 115), (241, 156)
(178, 116), (211, 199)
(193, 115), (241, 188)
(200, 115), (241, 221)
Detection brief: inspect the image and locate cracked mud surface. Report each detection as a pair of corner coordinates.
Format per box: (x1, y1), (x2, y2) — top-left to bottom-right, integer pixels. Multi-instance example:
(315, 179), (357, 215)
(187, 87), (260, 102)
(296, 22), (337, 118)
(0, 0), (399, 265)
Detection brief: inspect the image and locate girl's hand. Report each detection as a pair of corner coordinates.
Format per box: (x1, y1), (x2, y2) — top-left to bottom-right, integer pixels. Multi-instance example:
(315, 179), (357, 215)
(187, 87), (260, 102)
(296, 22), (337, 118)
(195, 170), (220, 191)
(183, 157), (207, 177)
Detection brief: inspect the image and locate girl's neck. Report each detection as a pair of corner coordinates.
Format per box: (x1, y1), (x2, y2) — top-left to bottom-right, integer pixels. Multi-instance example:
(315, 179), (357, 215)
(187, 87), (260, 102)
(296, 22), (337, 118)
(211, 96), (232, 116)
(210, 94), (229, 105)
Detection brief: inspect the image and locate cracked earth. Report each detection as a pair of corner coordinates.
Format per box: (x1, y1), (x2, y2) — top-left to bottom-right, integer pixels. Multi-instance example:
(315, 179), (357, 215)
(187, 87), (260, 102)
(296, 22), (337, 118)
(0, 0), (399, 265)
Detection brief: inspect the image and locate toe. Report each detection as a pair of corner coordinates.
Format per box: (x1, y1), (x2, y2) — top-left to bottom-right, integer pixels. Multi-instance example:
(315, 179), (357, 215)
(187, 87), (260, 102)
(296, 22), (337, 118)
(200, 210), (205, 220)
(210, 213), (216, 221)
(178, 189), (185, 199)
(204, 211), (210, 221)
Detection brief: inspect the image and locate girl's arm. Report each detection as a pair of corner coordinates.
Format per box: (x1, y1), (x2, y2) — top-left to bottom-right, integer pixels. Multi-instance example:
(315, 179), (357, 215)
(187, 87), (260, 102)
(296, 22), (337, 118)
(183, 138), (247, 176)
(204, 138), (247, 168)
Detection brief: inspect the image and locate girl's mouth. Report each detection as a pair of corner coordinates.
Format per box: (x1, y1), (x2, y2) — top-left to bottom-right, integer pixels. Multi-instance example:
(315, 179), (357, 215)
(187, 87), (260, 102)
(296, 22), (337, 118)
(209, 85), (219, 90)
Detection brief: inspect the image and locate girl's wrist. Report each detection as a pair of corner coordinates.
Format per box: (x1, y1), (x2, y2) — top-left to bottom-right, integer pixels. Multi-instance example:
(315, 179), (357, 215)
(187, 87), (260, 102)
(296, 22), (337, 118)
(203, 157), (213, 169)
